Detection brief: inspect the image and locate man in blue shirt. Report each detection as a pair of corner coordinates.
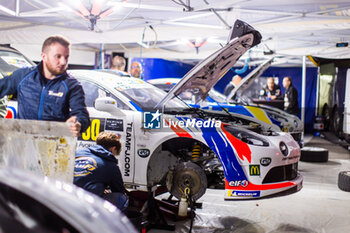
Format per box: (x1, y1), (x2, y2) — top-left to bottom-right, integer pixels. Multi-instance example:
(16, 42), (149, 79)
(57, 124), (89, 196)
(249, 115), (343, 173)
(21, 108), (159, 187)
(0, 35), (89, 136)
(74, 132), (128, 211)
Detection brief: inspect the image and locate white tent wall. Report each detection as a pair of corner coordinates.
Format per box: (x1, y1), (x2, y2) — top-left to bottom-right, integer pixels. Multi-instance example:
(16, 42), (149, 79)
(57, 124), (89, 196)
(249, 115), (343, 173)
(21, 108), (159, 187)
(1, 0), (350, 63)
(12, 44), (96, 66)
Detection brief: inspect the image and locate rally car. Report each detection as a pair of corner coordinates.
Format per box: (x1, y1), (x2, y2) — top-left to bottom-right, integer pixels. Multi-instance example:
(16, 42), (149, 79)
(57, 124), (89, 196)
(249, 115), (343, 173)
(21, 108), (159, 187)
(5, 20), (302, 200)
(148, 77), (278, 131)
(148, 59), (303, 145)
(226, 59), (304, 145)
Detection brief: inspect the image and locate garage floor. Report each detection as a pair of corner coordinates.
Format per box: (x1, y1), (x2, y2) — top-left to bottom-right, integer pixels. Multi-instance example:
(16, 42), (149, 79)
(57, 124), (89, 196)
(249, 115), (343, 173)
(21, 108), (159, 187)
(149, 134), (350, 233)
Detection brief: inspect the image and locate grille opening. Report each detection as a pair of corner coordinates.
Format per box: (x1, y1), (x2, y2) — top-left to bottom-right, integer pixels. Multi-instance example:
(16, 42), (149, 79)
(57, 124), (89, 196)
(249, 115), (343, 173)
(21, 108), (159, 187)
(262, 163), (298, 184)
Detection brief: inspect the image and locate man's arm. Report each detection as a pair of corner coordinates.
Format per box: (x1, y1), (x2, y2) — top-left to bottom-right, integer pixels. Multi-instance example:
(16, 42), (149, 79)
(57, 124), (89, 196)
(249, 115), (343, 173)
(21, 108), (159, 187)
(67, 79), (90, 133)
(0, 68), (29, 98)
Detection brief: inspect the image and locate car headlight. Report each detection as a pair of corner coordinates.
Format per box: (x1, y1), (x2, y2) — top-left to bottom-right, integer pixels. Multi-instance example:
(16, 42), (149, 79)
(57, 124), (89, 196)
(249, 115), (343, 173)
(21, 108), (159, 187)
(293, 119), (298, 128)
(279, 142), (289, 156)
(224, 125), (269, 147)
(267, 112), (288, 123)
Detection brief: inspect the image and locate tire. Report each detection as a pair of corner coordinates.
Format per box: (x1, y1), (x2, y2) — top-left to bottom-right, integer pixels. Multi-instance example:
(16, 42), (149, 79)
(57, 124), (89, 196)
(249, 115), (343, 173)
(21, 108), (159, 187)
(321, 103), (330, 130)
(300, 147), (328, 162)
(170, 161), (207, 201)
(330, 106), (343, 137)
(338, 171), (350, 192)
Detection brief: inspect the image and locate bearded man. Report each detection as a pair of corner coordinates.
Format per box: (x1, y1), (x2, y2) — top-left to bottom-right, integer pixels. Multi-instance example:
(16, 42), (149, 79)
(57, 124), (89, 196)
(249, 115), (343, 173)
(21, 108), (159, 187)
(0, 35), (89, 136)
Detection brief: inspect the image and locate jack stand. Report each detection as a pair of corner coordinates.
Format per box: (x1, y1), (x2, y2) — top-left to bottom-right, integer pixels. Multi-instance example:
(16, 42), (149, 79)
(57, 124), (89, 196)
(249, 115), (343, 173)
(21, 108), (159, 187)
(144, 187), (175, 232)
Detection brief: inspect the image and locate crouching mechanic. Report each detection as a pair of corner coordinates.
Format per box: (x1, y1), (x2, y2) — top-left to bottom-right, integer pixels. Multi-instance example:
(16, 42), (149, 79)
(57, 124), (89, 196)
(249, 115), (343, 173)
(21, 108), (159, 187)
(74, 132), (128, 212)
(0, 35), (89, 136)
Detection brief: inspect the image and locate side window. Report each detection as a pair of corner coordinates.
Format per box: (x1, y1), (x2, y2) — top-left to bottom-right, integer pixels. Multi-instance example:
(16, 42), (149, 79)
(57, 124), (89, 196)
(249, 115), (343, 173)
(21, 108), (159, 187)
(80, 80), (131, 110)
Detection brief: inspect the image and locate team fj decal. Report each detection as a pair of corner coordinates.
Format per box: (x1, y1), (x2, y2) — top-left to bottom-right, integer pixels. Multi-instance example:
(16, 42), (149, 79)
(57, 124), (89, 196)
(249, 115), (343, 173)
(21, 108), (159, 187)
(249, 165), (260, 176)
(228, 180), (249, 188)
(137, 149), (150, 158)
(260, 157), (272, 166)
(228, 190), (260, 198)
(124, 122), (133, 176)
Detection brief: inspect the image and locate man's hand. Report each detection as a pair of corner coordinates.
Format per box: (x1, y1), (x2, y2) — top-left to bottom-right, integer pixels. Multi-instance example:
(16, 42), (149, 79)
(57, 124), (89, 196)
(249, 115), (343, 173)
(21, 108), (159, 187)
(66, 116), (81, 137)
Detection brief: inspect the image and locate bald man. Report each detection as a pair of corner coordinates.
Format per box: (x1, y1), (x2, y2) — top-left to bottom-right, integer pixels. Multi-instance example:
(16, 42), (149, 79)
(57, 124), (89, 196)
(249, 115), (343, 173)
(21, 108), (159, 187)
(260, 77), (282, 100)
(129, 61), (142, 79)
(111, 56), (126, 71)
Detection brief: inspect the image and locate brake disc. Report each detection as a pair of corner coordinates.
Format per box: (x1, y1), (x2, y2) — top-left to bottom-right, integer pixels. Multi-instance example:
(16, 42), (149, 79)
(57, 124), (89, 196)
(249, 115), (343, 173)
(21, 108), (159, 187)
(169, 161), (207, 201)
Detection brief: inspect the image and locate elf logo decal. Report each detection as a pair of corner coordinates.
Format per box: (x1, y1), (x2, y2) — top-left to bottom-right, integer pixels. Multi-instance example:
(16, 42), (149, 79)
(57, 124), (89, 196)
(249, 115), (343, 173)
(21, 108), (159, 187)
(249, 165), (260, 176)
(228, 180), (249, 188)
(124, 122), (133, 176)
(138, 149), (150, 158)
(5, 106), (16, 119)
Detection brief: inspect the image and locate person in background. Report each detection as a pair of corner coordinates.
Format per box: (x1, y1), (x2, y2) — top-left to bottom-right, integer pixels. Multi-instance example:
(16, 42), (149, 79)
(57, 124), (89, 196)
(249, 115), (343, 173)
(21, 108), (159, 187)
(74, 131), (128, 212)
(0, 35), (89, 136)
(129, 61), (142, 79)
(260, 77), (282, 100)
(224, 75), (242, 96)
(110, 56), (126, 72)
(283, 76), (299, 115)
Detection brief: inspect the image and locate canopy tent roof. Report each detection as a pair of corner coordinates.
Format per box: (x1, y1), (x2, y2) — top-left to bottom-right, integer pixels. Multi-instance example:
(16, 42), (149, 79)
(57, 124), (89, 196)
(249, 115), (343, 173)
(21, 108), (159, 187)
(0, 0), (350, 65)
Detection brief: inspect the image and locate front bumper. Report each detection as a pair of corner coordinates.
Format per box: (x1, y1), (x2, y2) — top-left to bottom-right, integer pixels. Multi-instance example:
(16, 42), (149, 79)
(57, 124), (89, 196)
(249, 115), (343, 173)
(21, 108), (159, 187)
(224, 172), (303, 199)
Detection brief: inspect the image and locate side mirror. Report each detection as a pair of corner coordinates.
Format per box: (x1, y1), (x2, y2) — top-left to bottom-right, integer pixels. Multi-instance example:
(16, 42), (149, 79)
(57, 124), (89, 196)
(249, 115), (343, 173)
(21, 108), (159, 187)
(94, 97), (125, 116)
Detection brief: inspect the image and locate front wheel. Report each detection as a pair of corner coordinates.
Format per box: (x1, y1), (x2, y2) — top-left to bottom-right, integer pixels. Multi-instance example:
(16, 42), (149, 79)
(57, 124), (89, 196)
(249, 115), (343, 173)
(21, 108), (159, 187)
(168, 162), (207, 201)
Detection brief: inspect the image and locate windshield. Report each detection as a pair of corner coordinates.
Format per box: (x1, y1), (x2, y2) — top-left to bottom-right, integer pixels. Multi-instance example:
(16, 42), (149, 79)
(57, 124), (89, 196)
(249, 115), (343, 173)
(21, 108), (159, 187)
(236, 76), (272, 100)
(118, 86), (188, 111)
(0, 50), (33, 77)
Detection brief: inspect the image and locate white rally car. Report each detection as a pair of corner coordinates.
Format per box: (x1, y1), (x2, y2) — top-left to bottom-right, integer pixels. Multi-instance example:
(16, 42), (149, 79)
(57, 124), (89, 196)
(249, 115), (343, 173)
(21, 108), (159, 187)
(5, 20), (302, 200)
(148, 58), (303, 146)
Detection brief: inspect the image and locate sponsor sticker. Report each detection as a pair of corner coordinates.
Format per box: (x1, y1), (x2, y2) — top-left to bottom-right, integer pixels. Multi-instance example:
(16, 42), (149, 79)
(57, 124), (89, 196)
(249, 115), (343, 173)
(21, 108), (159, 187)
(260, 157), (271, 166)
(124, 122), (133, 176)
(228, 180), (249, 188)
(249, 165), (260, 176)
(137, 149), (150, 158)
(105, 118), (123, 131)
(228, 190), (260, 198)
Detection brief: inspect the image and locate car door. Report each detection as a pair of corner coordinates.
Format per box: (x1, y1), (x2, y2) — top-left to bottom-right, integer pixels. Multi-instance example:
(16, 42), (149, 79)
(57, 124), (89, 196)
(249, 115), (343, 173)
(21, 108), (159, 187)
(78, 79), (135, 184)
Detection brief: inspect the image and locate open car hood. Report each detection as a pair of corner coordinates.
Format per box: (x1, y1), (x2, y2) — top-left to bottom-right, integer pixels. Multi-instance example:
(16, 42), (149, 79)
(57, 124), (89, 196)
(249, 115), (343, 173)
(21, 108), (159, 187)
(156, 20), (261, 108)
(226, 57), (274, 101)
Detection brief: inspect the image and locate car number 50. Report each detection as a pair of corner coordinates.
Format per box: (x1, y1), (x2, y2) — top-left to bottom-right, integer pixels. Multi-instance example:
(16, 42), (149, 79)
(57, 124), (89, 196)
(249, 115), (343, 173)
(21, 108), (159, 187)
(82, 119), (101, 141)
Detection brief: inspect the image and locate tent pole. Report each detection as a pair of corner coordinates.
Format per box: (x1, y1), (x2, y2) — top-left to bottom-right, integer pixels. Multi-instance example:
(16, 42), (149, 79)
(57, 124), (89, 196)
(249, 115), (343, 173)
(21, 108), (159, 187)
(100, 43), (105, 69)
(301, 55), (306, 132)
